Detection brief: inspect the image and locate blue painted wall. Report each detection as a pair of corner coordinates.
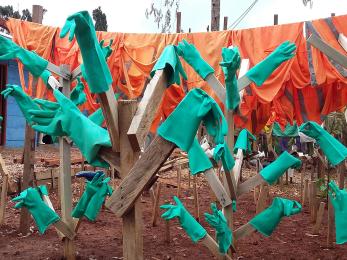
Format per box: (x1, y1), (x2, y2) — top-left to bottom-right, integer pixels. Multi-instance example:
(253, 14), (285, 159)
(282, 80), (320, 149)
(0, 60), (28, 147)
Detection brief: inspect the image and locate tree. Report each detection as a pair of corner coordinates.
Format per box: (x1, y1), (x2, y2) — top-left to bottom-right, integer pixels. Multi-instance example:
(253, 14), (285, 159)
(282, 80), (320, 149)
(145, 0), (180, 33)
(93, 6), (108, 32)
(0, 5), (34, 21)
(302, 0), (313, 8)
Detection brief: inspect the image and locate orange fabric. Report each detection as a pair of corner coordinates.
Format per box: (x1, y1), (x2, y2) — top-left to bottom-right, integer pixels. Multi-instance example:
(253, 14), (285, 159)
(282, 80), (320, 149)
(6, 14), (347, 135)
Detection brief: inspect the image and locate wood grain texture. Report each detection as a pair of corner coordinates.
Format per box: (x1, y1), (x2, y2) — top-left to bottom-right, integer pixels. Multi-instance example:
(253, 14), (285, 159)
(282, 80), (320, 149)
(98, 147), (120, 172)
(201, 234), (232, 260)
(106, 136), (175, 217)
(237, 174), (265, 196)
(127, 70), (167, 151)
(234, 222), (256, 241)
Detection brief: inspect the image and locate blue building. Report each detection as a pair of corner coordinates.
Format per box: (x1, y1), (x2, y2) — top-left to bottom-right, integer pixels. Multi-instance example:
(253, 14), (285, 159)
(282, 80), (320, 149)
(0, 58), (28, 147)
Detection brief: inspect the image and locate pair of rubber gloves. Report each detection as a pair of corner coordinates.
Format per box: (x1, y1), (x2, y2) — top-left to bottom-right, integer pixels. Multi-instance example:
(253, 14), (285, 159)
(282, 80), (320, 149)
(299, 121), (347, 166)
(158, 88), (228, 175)
(60, 11), (112, 94)
(328, 181), (347, 244)
(260, 151), (301, 185)
(234, 128), (256, 154)
(72, 171), (112, 221)
(12, 185), (60, 234)
(250, 197), (302, 237)
(161, 197), (232, 254)
(0, 35), (51, 85)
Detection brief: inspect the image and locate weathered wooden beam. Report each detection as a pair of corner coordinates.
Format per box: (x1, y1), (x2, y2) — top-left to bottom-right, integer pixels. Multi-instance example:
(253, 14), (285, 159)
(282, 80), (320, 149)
(127, 70), (167, 151)
(237, 174), (265, 196)
(234, 222), (256, 241)
(46, 62), (71, 80)
(71, 66), (82, 81)
(105, 136), (176, 217)
(308, 33), (347, 69)
(201, 234), (233, 259)
(313, 149), (328, 169)
(98, 88), (120, 152)
(0, 155), (9, 224)
(98, 147), (120, 172)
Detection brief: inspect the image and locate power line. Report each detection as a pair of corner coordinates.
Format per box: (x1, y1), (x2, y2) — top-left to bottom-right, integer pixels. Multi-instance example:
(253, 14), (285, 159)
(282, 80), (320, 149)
(228, 0), (258, 30)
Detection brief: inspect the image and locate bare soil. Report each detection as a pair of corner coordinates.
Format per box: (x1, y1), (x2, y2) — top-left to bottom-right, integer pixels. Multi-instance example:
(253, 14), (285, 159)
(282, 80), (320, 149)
(0, 146), (346, 259)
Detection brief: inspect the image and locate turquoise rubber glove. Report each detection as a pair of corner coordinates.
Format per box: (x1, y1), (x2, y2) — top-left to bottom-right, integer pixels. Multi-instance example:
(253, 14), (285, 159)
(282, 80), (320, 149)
(188, 138), (213, 175)
(39, 70), (51, 86)
(0, 35), (48, 78)
(99, 39), (113, 61)
(272, 122), (299, 137)
(328, 181), (347, 244)
(219, 47), (241, 110)
(161, 196), (207, 243)
(60, 11), (112, 93)
(176, 39), (214, 80)
(213, 142), (235, 171)
(84, 175), (113, 221)
(232, 200), (236, 212)
(72, 171), (105, 218)
(246, 41), (296, 86)
(299, 121), (347, 166)
(260, 151), (301, 185)
(87, 93), (120, 126)
(12, 186), (60, 234)
(250, 197), (302, 237)
(70, 77), (87, 106)
(151, 45), (187, 86)
(234, 128), (256, 154)
(204, 203), (232, 254)
(1, 84), (40, 125)
(158, 88), (227, 152)
(29, 89), (111, 167)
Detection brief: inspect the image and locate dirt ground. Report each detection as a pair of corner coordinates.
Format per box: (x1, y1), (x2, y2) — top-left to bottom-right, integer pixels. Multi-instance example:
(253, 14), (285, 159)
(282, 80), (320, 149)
(0, 146), (347, 259)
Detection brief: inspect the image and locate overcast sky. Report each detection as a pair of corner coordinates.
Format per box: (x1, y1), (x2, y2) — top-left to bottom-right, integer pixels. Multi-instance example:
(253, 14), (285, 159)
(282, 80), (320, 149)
(2, 0), (347, 33)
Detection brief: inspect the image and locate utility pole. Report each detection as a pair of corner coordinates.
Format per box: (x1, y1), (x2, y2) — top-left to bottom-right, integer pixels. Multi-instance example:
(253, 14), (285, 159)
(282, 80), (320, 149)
(211, 0), (220, 31)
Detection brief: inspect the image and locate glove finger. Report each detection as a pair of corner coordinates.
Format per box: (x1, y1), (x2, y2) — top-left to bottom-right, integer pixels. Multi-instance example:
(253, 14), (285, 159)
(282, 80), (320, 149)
(102, 177), (111, 183)
(109, 39), (114, 47)
(283, 44), (297, 55)
(100, 39), (105, 47)
(68, 22), (76, 42)
(160, 204), (174, 210)
(91, 171), (103, 183)
(28, 109), (56, 118)
(173, 196), (182, 206)
(14, 201), (24, 209)
(34, 99), (60, 111)
(60, 21), (71, 39)
(161, 210), (178, 220)
(30, 116), (52, 126)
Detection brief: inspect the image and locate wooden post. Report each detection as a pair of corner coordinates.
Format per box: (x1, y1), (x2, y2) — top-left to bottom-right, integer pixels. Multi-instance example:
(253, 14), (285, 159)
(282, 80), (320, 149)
(302, 179), (309, 206)
(176, 11), (181, 33)
(274, 14), (278, 25)
(151, 182), (161, 227)
(256, 185), (269, 214)
(313, 202), (325, 235)
(176, 165), (182, 197)
(338, 163), (345, 189)
(223, 16), (228, 30)
(327, 198), (335, 248)
(59, 65), (75, 260)
(309, 181), (317, 223)
(32, 5), (44, 23)
(193, 175), (200, 221)
(0, 155), (9, 224)
(211, 0), (220, 31)
(19, 123), (35, 234)
(119, 100), (143, 260)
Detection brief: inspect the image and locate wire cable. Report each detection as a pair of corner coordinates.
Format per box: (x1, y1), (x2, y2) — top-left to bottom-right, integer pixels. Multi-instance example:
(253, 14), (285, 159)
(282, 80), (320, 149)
(228, 0), (258, 30)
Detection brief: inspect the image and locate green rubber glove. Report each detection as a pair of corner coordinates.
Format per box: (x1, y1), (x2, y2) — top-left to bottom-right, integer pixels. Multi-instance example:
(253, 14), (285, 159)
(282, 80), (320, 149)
(161, 196), (207, 243)
(60, 11), (112, 93)
(246, 41), (296, 86)
(232, 200), (236, 212)
(151, 45), (187, 86)
(299, 121), (347, 166)
(234, 128), (256, 154)
(250, 197), (302, 237)
(39, 70), (51, 86)
(70, 77), (87, 106)
(158, 88), (227, 153)
(29, 89), (111, 167)
(260, 151), (301, 185)
(72, 171), (105, 218)
(176, 39), (214, 80)
(204, 203), (232, 254)
(84, 175), (113, 221)
(328, 181), (347, 244)
(99, 39), (113, 61)
(219, 47), (241, 110)
(87, 93), (120, 126)
(188, 138), (213, 175)
(0, 35), (48, 78)
(272, 122), (299, 137)
(0, 116), (3, 128)
(1, 84), (40, 125)
(213, 142), (235, 171)
(12, 186), (60, 234)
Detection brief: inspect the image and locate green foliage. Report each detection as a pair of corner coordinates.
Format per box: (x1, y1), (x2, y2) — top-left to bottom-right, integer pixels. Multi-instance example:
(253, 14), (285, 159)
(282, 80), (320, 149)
(92, 6), (107, 32)
(316, 177), (328, 198)
(0, 5), (32, 21)
(145, 0), (180, 33)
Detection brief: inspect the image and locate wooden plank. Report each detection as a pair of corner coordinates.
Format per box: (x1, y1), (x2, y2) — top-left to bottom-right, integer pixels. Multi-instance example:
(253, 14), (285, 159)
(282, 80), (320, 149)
(256, 185), (269, 214)
(237, 174), (265, 196)
(151, 182), (161, 226)
(193, 175), (200, 220)
(98, 88), (120, 152)
(19, 123), (35, 234)
(0, 174), (8, 224)
(46, 62), (70, 80)
(201, 234), (233, 259)
(327, 198), (335, 248)
(307, 34), (347, 69)
(234, 222), (256, 241)
(98, 147), (120, 171)
(302, 179), (309, 206)
(118, 100), (143, 260)
(313, 202), (325, 235)
(105, 136), (175, 217)
(127, 70), (167, 151)
(309, 181), (317, 223)
(314, 149), (328, 169)
(71, 66), (82, 81)
(204, 168), (232, 208)
(59, 64), (75, 260)
(205, 74), (226, 104)
(176, 166), (182, 197)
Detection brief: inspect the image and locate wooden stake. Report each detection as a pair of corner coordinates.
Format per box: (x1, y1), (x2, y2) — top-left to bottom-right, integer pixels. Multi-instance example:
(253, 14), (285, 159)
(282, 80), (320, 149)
(0, 155), (9, 225)
(256, 185), (269, 214)
(313, 202), (325, 235)
(309, 181), (317, 223)
(193, 175), (200, 221)
(59, 65), (75, 260)
(234, 222), (256, 241)
(327, 198), (335, 248)
(176, 165), (182, 197)
(119, 100), (143, 260)
(302, 179), (309, 206)
(201, 234), (232, 260)
(151, 182), (161, 227)
(176, 12), (181, 33)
